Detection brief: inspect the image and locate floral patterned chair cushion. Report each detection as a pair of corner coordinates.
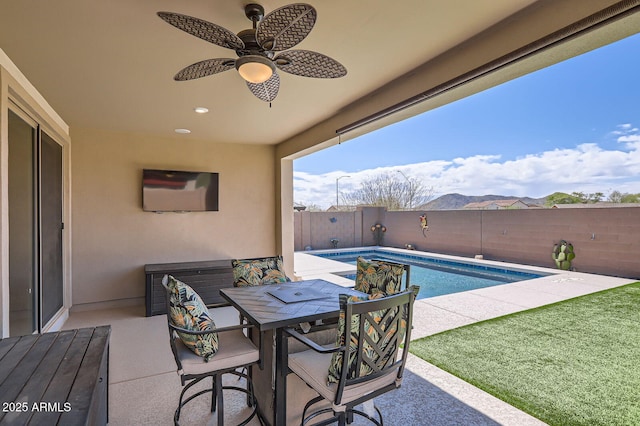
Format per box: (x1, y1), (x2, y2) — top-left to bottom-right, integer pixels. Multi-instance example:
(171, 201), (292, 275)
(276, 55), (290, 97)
(163, 275), (219, 361)
(354, 257), (405, 297)
(327, 293), (407, 384)
(232, 256), (290, 287)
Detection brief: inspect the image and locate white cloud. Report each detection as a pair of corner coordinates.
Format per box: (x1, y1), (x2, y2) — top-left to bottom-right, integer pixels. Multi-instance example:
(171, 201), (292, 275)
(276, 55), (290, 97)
(618, 134), (640, 145)
(294, 125), (640, 209)
(615, 123), (640, 148)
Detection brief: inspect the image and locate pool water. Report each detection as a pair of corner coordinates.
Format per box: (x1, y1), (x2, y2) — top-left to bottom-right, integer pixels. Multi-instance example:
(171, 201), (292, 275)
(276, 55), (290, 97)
(312, 249), (546, 300)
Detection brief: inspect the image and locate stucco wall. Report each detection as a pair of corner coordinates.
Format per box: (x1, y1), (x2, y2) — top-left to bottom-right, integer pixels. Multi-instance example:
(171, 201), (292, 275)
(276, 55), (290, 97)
(71, 127), (277, 308)
(294, 207), (640, 279)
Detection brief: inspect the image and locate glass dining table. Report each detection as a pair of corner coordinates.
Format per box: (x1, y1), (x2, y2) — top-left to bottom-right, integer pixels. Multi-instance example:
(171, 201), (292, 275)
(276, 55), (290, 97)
(219, 278), (363, 426)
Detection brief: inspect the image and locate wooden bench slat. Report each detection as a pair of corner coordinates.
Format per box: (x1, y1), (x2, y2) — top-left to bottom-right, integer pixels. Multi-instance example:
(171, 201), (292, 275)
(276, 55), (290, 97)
(0, 336), (20, 362)
(27, 327), (101, 425)
(1, 326), (111, 426)
(57, 326), (110, 426)
(0, 333), (57, 400)
(0, 333), (58, 423)
(1, 330), (77, 425)
(0, 335), (38, 385)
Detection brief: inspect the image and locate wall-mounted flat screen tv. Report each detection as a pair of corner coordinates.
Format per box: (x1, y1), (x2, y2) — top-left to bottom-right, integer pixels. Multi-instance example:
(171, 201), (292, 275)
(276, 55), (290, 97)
(142, 169), (219, 212)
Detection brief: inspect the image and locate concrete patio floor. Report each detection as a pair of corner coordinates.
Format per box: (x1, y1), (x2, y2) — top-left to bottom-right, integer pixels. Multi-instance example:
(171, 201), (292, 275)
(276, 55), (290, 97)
(61, 251), (635, 425)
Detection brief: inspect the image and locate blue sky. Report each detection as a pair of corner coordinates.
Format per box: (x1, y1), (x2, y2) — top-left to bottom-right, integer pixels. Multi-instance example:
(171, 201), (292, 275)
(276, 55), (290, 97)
(294, 32), (640, 209)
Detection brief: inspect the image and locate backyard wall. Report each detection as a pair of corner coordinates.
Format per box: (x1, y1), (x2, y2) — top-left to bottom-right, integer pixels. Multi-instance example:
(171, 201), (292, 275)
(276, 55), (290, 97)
(294, 207), (640, 279)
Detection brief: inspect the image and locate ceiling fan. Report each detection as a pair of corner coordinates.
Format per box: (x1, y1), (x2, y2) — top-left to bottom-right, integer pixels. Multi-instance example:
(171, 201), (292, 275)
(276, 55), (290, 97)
(158, 3), (347, 102)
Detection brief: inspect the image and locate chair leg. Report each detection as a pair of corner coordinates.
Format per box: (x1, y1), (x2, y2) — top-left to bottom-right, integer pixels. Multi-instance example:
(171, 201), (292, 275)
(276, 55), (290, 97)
(337, 412), (347, 426)
(347, 405), (384, 426)
(301, 396), (339, 426)
(211, 375), (217, 413)
(376, 405), (383, 426)
(347, 410), (354, 424)
(216, 374), (224, 425)
(176, 371), (259, 426)
(175, 376), (211, 425)
(246, 365), (253, 407)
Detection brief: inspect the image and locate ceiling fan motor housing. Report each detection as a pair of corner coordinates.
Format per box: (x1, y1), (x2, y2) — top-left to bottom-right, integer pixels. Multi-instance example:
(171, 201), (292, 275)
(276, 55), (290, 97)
(236, 28), (273, 58)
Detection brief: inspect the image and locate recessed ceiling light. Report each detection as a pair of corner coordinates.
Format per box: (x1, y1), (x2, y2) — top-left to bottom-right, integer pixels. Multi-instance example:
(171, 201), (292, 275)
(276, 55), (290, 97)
(174, 128), (191, 134)
(194, 107), (209, 114)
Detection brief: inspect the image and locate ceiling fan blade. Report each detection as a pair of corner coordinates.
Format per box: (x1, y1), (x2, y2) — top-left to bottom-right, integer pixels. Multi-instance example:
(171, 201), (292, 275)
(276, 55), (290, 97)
(246, 72), (280, 102)
(275, 50), (346, 78)
(158, 12), (244, 50)
(173, 58), (236, 81)
(256, 4), (316, 51)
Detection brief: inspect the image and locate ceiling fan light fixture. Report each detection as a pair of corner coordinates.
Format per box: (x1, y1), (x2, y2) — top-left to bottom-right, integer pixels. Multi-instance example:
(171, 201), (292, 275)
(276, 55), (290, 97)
(236, 55), (275, 84)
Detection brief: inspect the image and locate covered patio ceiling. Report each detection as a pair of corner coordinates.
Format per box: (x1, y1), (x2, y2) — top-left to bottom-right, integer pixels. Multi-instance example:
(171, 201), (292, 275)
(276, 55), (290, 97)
(1, 1), (636, 148)
(0, 0), (546, 145)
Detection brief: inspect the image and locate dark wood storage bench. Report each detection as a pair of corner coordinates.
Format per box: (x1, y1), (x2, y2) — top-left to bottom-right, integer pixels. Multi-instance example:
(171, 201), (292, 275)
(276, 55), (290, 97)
(145, 259), (234, 316)
(0, 326), (110, 426)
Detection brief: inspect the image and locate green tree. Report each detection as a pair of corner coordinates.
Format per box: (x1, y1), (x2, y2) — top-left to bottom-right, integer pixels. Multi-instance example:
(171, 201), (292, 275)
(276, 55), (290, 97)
(545, 192), (582, 206)
(620, 193), (640, 203)
(607, 191), (640, 203)
(570, 191), (604, 203)
(587, 192), (604, 203)
(549, 190), (639, 206)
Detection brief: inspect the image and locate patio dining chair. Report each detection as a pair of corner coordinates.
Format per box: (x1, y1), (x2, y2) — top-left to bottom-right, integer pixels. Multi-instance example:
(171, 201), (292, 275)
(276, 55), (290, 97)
(354, 257), (410, 297)
(231, 255), (291, 287)
(232, 255), (293, 328)
(285, 285), (419, 426)
(162, 274), (262, 425)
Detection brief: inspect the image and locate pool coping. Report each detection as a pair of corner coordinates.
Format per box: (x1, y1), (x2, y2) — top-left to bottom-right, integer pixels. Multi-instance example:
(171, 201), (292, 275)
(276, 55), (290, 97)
(299, 246), (563, 275)
(293, 246), (636, 339)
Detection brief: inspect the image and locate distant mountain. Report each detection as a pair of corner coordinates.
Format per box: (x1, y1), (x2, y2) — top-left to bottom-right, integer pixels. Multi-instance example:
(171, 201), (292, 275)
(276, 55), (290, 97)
(419, 193), (547, 210)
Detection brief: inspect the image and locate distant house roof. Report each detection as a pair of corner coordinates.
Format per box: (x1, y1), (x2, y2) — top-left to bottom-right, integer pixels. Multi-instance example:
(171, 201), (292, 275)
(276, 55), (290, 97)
(463, 199), (530, 210)
(326, 205), (358, 212)
(551, 202), (640, 208)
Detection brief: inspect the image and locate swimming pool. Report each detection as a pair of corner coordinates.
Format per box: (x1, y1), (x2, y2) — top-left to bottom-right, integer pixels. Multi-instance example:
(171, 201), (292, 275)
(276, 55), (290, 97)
(309, 248), (549, 300)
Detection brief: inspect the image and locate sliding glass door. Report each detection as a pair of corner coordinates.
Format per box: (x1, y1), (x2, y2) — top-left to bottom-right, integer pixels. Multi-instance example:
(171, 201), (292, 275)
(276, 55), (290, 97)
(8, 108), (64, 335)
(8, 109), (37, 335)
(40, 131), (64, 326)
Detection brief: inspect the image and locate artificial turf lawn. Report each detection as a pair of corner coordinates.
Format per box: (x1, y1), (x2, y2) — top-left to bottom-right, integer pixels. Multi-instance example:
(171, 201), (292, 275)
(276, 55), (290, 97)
(410, 282), (640, 426)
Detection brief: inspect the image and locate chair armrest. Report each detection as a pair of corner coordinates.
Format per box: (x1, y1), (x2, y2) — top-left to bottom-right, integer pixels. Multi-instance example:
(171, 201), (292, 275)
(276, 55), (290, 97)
(298, 321), (339, 333)
(206, 301), (232, 309)
(284, 327), (344, 354)
(169, 322), (255, 336)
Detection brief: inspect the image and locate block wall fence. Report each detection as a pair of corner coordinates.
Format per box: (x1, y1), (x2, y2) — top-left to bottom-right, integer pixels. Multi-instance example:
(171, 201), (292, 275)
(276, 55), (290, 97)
(294, 206), (640, 279)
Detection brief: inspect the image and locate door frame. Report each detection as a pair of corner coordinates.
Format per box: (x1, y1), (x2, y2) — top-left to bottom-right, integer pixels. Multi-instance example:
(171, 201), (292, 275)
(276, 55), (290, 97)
(0, 59), (71, 337)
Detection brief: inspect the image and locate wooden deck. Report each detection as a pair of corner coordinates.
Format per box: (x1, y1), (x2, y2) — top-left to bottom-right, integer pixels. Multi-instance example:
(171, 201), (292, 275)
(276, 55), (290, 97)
(0, 326), (110, 425)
